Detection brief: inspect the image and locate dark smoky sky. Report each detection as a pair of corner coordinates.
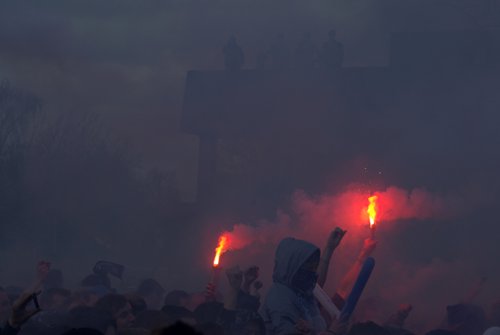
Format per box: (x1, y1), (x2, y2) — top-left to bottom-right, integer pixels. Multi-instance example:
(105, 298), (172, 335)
(1, 2), (500, 327)
(1, 0), (496, 200)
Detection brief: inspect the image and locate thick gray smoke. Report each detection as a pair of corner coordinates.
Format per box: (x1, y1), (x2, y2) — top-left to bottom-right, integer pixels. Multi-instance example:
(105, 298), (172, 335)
(222, 186), (463, 251)
(214, 185), (497, 332)
(0, 2), (499, 333)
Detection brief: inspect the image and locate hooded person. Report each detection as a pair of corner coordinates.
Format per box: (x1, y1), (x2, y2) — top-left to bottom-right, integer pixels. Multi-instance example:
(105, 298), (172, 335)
(260, 238), (327, 335)
(484, 328), (500, 335)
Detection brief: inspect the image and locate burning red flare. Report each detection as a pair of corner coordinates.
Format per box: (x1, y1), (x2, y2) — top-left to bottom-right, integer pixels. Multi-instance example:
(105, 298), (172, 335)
(367, 195), (378, 228)
(213, 235), (228, 267)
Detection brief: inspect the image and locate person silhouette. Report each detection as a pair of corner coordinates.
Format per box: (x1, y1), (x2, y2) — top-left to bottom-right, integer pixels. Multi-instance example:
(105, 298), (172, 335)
(223, 36), (245, 71)
(320, 29), (344, 71)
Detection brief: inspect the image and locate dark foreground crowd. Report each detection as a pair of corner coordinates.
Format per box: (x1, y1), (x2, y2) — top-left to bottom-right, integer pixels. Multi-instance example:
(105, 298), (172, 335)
(0, 229), (499, 335)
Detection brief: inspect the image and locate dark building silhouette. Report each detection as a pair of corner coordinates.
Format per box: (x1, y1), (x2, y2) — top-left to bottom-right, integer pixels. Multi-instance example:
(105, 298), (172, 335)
(390, 30), (500, 70)
(182, 31), (500, 217)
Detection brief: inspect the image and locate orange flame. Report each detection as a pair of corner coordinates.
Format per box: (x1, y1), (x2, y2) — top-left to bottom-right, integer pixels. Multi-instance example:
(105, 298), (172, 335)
(367, 195), (378, 228)
(213, 235), (228, 267)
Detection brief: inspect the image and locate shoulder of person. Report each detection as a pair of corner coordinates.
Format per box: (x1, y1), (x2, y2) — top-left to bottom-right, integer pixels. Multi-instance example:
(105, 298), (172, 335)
(264, 284), (298, 308)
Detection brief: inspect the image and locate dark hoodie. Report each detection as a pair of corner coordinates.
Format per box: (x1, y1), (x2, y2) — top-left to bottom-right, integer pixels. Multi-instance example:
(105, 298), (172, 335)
(260, 238), (326, 335)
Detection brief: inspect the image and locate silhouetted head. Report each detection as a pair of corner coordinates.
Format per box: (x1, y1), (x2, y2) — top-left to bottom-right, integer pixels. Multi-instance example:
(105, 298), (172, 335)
(348, 322), (389, 335)
(82, 274), (111, 290)
(162, 305), (196, 326)
(228, 35), (237, 45)
(137, 279), (164, 297)
(95, 294), (135, 330)
(62, 329), (105, 335)
(70, 287), (109, 309)
(273, 238), (320, 294)
(329, 29), (337, 40)
(136, 279), (164, 310)
(193, 301), (223, 325)
(69, 306), (116, 334)
(292, 250), (320, 294)
(45, 269), (64, 290)
(134, 310), (170, 331)
(425, 330), (460, 335)
(386, 328), (415, 335)
(154, 321), (201, 335)
(125, 294), (147, 316)
(197, 322), (225, 335)
(240, 317), (266, 335)
(41, 288), (71, 311)
(117, 329), (149, 335)
(164, 290), (190, 309)
(185, 292), (205, 312)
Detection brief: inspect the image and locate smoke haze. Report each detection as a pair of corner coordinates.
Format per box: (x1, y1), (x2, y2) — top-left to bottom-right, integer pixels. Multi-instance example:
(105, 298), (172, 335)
(0, 1), (499, 333)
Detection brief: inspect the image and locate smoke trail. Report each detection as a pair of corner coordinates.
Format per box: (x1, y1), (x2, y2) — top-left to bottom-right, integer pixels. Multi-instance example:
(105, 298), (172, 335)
(212, 185), (484, 333)
(221, 185), (463, 253)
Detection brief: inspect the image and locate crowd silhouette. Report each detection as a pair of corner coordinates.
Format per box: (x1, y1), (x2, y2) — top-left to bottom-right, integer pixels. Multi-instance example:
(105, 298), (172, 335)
(223, 30), (344, 72)
(0, 231), (499, 335)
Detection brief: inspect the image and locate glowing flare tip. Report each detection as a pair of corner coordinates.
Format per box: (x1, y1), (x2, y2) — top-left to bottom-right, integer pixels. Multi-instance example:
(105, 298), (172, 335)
(213, 235), (228, 267)
(367, 195), (378, 228)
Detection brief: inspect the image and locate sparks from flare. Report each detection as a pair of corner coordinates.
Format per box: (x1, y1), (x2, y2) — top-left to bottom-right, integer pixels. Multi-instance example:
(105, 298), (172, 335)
(213, 235), (228, 267)
(367, 195), (378, 229)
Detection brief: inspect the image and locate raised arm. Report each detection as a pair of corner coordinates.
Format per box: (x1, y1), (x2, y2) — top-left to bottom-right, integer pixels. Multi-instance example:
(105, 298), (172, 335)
(335, 238), (377, 301)
(224, 266), (243, 311)
(5, 261), (51, 334)
(384, 303), (413, 329)
(317, 228), (346, 288)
